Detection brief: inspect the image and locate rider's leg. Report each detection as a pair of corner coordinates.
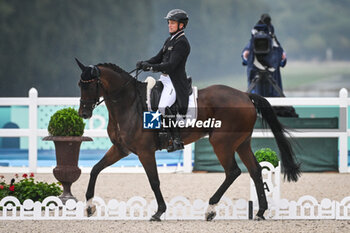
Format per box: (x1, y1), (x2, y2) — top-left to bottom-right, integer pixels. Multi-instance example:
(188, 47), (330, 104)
(158, 75), (176, 115)
(165, 107), (184, 152)
(158, 75), (183, 152)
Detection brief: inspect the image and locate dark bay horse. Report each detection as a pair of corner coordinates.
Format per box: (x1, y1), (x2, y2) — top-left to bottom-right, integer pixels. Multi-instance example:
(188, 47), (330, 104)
(76, 59), (300, 221)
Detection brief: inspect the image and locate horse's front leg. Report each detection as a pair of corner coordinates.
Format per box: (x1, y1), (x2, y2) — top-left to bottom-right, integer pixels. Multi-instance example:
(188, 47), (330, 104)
(138, 151), (166, 221)
(86, 145), (128, 217)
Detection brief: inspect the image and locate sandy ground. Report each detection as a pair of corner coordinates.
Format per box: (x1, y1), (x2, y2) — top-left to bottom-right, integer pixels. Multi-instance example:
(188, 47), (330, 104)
(1, 172), (350, 233)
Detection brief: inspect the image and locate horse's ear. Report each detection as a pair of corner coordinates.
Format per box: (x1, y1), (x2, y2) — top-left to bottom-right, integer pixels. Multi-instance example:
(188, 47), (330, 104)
(75, 58), (87, 71)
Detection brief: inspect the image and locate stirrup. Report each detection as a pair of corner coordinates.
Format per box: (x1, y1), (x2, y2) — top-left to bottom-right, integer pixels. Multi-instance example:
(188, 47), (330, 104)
(167, 138), (184, 152)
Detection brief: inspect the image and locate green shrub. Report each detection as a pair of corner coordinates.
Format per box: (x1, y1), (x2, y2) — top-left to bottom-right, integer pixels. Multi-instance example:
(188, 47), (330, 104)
(254, 148), (279, 168)
(48, 107), (85, 136)
(0, 173), (62, 203)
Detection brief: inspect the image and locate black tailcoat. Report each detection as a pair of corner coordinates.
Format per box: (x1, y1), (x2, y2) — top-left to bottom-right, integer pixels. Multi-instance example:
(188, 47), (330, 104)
(146, 31), (190, 115)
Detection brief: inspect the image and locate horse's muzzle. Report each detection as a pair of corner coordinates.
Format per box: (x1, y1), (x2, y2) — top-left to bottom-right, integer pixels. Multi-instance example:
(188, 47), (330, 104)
(79, 108), (92, 119)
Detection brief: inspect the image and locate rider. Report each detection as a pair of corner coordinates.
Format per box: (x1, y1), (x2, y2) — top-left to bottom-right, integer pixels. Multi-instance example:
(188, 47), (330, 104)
(136, 9), (191, 152)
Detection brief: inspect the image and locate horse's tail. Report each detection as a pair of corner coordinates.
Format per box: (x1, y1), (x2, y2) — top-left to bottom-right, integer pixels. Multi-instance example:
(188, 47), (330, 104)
(248, 93), (301, 182)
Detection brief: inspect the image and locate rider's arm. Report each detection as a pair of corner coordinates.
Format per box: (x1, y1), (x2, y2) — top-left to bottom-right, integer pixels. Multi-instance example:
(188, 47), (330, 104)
(146, 48), (163, 64)
(151, 40), (189, 74)
(146, 39), (170, 65)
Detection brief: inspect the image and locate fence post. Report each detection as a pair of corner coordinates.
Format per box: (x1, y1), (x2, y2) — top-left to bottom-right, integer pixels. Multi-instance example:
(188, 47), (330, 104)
(28, 88), (38, 173)
(338, 88), (348, 173)
(183, 144), (193, 173)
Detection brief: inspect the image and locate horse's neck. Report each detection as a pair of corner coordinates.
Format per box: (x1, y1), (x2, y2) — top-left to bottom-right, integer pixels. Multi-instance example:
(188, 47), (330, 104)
(103, 76), (147, 130)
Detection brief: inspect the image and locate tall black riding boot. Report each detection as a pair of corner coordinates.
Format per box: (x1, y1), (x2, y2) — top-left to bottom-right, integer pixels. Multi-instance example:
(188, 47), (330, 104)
(165, 107), (184, 152)
(167, 118), (184, 152)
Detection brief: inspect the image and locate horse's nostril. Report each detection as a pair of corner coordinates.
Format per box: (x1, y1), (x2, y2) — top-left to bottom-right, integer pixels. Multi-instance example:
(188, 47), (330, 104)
(81, 112), (89, 119)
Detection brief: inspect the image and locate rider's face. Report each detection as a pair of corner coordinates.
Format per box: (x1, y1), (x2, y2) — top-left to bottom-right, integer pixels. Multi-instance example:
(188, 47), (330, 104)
(168, 20), (183, 33)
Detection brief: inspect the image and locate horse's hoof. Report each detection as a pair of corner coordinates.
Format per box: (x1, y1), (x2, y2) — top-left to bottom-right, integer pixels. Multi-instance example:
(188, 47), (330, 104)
(150, 214), (161, 221)
(86, 205), (96, 217)
(254, 215), (266, 221)
(205, 211), (216, 221)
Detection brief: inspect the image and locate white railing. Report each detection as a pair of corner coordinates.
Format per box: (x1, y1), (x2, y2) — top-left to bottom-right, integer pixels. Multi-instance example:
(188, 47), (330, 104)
(2, 162), (350, 220)
(0, 88), (349, 173)
(2, 195), (350, 220)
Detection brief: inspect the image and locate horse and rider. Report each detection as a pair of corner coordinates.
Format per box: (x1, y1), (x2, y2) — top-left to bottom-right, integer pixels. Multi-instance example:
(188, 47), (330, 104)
(76, 9), (300, 221)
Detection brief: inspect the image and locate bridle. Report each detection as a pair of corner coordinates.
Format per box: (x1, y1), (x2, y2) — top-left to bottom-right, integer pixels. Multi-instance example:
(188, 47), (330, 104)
(79, 78), (104, 110)
(79, 66), (141, 111)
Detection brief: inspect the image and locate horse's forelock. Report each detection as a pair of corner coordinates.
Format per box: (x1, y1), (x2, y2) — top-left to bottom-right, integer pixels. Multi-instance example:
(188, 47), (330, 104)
(81, 67), (93, 81)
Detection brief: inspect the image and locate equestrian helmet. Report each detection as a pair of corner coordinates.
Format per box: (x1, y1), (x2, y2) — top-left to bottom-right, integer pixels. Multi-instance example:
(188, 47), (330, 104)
(165, 9), (189, 28)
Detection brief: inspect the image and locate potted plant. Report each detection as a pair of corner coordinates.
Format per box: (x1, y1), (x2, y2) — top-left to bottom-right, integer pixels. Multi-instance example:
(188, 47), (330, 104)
(43, 107), (92, 203)
(254, 148), (279, 168)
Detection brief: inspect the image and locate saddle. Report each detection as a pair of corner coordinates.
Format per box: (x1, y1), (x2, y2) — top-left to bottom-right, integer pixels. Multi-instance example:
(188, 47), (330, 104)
(150, 77), (192, 112)
(148, 77), (193, 112)
(144, 76), (195, 150)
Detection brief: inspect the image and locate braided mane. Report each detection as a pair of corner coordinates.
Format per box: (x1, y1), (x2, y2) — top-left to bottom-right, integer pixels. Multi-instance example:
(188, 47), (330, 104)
(97, 63), (132, 78)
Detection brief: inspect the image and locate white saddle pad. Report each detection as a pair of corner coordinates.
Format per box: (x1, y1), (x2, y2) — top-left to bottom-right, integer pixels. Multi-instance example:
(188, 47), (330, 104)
(144, 76), (198, 121)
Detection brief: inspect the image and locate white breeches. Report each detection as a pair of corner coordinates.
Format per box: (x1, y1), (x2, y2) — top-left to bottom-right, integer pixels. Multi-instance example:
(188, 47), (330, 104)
(158, 74), (176, 115)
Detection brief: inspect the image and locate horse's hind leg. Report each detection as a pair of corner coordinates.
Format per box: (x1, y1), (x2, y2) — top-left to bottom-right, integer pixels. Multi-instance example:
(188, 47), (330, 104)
(236, 138), (267, 220)
(85, 145), (128, 217)
(206, 136), (242, 221)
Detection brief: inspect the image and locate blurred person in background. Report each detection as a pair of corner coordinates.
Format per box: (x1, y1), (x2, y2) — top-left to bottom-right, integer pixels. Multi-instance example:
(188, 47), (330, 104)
(241, 13), (287, 97)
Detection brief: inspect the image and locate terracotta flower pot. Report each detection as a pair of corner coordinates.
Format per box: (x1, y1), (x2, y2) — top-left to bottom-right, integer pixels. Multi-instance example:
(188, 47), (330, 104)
(43, 136), (92, 203)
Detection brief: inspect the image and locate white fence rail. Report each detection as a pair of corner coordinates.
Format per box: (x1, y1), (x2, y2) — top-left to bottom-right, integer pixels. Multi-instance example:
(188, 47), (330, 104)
(1, 162), (349, 220)
(0, 88), (349, 173)
(1, 195), (350, 220)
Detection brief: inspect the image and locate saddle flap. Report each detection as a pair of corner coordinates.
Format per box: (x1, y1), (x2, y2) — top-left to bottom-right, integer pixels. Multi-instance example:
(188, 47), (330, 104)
(187, 77), (192, 95)
(150, 81), (164, 112)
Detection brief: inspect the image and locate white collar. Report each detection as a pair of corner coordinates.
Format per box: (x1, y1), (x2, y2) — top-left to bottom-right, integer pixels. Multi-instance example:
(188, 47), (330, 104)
(171, 30), (185, 40)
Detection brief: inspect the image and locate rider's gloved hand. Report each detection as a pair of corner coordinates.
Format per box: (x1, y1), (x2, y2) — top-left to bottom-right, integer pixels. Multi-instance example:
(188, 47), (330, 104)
(141, 62), (152, 71)
(136, 61), (144, 69)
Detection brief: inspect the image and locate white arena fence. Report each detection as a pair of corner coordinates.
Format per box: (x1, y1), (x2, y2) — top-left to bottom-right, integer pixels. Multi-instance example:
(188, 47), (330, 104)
(0, 88), (349, 173)
(1, 195), (349, 220)
(1, 162), (349, 220)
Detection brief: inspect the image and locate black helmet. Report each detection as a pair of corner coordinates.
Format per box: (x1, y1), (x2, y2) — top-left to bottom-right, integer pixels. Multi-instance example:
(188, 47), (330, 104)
(165, 9), (189, 28)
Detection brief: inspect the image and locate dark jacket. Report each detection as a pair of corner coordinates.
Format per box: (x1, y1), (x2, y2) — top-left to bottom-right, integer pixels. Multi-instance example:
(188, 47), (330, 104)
(146, 31), (191, 115)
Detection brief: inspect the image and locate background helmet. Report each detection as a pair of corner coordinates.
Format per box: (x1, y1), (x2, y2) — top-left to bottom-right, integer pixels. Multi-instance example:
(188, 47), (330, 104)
(165, 9), (189, 28)
(260, 13), (271, 25)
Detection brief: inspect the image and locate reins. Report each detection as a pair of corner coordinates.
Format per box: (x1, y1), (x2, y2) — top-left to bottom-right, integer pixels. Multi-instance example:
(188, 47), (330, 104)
(108, 68), (142, 103)
(80, 67), (142, 110)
